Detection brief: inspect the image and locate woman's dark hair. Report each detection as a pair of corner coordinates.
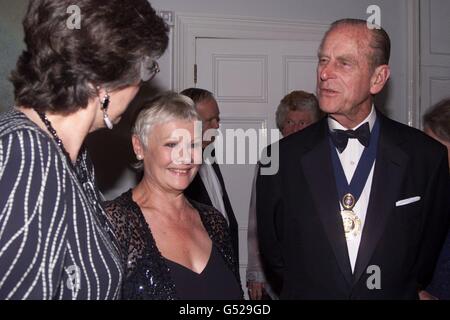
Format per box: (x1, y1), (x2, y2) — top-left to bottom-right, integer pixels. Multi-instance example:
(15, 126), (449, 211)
(423, 98), (450, 143)
(11, 0), (169, 114)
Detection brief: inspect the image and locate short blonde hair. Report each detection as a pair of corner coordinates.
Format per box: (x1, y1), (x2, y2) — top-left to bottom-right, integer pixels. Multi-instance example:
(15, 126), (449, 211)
(132, 91), (200, 149)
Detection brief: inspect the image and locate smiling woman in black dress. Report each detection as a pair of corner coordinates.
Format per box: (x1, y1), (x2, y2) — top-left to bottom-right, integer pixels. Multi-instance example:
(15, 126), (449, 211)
(104, 92), (242, 300)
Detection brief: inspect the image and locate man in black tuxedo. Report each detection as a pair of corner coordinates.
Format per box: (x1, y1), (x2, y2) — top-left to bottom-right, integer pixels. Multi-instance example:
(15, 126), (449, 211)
(256, 19), (450, 299)
(181, 88), (240, 265)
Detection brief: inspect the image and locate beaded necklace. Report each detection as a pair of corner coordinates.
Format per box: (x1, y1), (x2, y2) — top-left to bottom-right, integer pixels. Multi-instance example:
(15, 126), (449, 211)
(35, 110), (72, 162)
(33, 109), (123, 269)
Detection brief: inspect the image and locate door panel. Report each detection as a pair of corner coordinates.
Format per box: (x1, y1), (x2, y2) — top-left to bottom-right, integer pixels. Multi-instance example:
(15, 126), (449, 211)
(420, 0), (450, 120)
(196, 37), (320, 288)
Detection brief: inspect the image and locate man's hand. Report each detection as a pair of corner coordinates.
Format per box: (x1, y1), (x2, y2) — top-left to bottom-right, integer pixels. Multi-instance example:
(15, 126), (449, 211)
(247, 281), (265, 300)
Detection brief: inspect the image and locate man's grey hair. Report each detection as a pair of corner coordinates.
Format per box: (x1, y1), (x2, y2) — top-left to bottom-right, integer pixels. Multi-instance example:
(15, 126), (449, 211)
(320, 18), (391, 70)
(275, 90), (321, 131)
(180, 87), (215, 105)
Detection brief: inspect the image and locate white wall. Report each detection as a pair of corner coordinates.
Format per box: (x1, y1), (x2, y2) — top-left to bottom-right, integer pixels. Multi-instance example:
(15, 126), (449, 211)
(0, 0), (27, 112)
(151, 0), (411, 124)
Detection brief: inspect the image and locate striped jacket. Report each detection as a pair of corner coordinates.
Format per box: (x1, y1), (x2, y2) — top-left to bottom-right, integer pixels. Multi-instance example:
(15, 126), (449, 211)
(0, 109), (122, 299)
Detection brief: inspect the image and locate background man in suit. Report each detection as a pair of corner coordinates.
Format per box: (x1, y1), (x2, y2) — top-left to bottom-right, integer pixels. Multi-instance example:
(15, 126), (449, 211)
(256, 19), (450, 299)
(181, 88), (240, 265)
(247, 91), (322, 300)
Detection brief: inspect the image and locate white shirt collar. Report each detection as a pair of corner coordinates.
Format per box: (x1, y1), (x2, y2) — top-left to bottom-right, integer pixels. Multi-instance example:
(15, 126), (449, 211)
(328, 105), (377, 132)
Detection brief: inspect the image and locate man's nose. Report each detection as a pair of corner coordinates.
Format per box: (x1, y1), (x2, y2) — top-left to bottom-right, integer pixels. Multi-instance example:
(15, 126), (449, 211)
(319, 63), (334, 81)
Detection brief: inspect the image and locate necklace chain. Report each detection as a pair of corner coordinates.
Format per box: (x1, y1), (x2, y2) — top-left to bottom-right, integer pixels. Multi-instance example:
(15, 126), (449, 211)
(35, 110), (71, 160)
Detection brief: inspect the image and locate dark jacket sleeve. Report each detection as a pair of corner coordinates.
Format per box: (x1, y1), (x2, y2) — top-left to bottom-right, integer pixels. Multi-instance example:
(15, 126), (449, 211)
(426, 228), (450, 299)
(417, 149), (450, 289)
(256, 153), (285, 294)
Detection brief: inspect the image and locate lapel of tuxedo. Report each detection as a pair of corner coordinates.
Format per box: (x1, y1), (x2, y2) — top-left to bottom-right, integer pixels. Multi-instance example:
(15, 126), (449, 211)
(211, 162), (237, 223)
(211, 162), (224, 187)
(211, 162), (229, 208)
(186, 171), (212, 206)
(301, 120), (353, 285)
(352, 113), (409, 286)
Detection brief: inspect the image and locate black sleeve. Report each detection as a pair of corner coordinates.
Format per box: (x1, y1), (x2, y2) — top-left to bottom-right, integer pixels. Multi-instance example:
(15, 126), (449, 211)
(103, 199), (130, 271)
(0, 130), (68, 299)
(256, 151), (285, 294)
(417, 148), (450, 289)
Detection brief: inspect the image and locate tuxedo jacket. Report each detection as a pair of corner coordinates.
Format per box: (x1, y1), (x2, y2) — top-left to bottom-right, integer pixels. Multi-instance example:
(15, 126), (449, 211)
(256, 112), (450, 299)
(185, 162), (240, 265)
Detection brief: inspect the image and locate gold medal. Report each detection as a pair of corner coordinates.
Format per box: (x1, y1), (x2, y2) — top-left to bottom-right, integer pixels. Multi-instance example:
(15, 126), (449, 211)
(340, 194), (361, 240)
(342, 193), (356, 210)
(340, 209), (361, 240)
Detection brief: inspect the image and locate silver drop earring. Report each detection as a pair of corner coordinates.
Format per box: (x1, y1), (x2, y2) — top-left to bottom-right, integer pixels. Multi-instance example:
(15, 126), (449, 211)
(101, 91), (113, 130)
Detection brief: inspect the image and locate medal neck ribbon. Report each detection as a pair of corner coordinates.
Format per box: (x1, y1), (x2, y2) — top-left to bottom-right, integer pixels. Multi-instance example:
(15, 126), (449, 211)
(329, 117), (381, 207)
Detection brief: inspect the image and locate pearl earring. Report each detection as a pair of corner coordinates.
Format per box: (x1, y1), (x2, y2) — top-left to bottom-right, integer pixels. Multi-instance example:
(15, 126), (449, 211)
(136, 154), (143, 160)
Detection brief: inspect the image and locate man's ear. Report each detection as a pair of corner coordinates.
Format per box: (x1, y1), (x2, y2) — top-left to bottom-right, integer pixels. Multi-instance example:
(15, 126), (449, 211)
(370, 64), (390, 95)
(132, 134), (144, 159)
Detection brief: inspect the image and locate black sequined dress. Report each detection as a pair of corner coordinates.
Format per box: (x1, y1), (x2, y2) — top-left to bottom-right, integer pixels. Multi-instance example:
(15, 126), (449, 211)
(104, 190), (243, 300)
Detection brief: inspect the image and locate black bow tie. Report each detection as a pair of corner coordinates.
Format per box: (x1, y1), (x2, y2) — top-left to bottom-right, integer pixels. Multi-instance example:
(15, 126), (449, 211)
(330, 122), (371, 153)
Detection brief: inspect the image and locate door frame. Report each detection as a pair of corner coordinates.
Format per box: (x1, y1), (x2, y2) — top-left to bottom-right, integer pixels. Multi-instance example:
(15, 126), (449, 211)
(174, 13), (329, 91)
(173, 9), (420, 127)
(405, 0), (421, 127)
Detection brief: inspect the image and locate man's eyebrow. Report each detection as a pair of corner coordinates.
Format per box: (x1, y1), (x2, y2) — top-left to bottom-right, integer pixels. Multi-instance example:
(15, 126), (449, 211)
(337, 55), (358, 64)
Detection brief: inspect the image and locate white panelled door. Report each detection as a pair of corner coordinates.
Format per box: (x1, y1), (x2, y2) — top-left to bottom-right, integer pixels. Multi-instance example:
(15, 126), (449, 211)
(420, 0), (450, 120)
(195, 37), (320, 286)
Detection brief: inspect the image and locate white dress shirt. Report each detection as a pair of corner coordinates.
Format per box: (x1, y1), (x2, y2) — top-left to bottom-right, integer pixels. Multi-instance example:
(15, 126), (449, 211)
(327, 106), (377, 272)
(198, 163), (229, 225)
